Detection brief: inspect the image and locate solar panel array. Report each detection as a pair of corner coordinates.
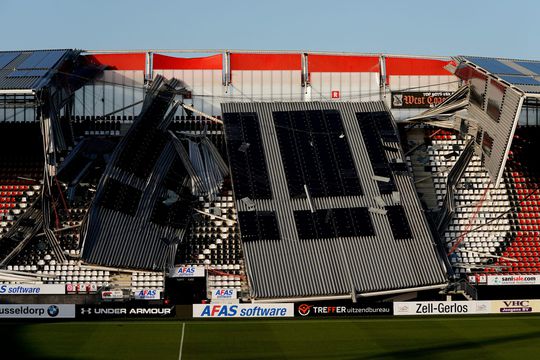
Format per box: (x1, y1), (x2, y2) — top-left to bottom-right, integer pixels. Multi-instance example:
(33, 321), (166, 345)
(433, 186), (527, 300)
(16, 50), (66, 70)
(0, 52), (20, 69)
(222, 101), (447, 299)
(464, 56), (540, 94)
(273, 110), (362, 198)
(0, 50), (70, 90)
(293, 207), (374, 239)
(224, 112), (272, 199)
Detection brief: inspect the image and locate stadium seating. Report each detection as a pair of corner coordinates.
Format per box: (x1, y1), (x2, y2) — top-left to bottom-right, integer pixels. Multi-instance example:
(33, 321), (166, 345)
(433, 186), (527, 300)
(424, 127), (540, 276)
(3, 116), (539, 298)
(176, 189), (243, 293)
(0, 115), (243, 297)
(488, 127), (540, 274)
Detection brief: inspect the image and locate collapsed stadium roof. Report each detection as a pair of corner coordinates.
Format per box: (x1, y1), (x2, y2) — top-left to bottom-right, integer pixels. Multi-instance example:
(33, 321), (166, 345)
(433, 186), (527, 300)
(3, 48), (540, 301)
(222, 101), (448, 300)
(403, 56), (540, 195)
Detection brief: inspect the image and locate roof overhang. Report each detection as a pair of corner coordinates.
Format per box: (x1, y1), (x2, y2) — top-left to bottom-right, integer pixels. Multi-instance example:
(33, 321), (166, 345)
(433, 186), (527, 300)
(249, 283), (448, 303)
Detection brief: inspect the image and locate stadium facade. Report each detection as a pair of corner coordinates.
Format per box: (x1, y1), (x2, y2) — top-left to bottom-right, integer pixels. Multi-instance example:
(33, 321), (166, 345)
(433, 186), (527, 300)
(0, 49), (539, 304)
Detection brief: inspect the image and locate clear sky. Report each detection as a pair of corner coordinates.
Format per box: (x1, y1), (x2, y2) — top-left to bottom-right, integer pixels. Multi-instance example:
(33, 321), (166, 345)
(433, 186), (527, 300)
(1, 0), (538, 59)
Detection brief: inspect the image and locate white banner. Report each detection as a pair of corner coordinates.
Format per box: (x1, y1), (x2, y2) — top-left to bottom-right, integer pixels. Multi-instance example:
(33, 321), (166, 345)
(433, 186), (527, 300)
(101, 290), (124, 299)
(133, 289), (161, 300)
(169, 266), (205, 278)
(210, 288), (237, 300)
(193, 303), (294, 318)
(491, 300), (540, 313)
(487, 275), (540, 286)
(0, 304), (75, 318)
(0, 284), (65, 295)
(394, 301), (491, 316)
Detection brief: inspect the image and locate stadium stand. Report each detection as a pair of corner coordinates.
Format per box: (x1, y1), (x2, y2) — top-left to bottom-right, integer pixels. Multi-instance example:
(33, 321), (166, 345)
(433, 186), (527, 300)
(414, 128), (512, 274)
(407, 124), (540, 280)
(2, 49), (540, 303)
(490, 126), (540, 274)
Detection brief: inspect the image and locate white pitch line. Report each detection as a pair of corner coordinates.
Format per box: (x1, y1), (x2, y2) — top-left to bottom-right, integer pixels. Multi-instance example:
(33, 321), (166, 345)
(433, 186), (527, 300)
(178, 322), (186, 360)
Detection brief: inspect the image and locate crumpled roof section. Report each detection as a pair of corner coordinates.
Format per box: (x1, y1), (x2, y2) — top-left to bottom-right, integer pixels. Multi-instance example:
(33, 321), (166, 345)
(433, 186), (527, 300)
(81, 75), (195, 270)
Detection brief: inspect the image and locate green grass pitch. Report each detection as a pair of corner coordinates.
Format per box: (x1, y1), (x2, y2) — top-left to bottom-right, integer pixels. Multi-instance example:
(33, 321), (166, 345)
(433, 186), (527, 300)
(2, 316), (540, 359)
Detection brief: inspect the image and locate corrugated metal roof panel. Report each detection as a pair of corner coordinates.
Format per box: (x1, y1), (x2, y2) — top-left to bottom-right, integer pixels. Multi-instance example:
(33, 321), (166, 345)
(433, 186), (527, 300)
(222, 101), (448, 299)
(80, 76), (194, 271)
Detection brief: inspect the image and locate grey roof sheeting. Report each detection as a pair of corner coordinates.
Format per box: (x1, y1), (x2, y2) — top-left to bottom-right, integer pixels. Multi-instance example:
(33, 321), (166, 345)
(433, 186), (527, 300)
(0, 50), (72, 90)
(453, 57), (526, 186)
(222, 101), (448, 299)
(81, 76), (194, 270)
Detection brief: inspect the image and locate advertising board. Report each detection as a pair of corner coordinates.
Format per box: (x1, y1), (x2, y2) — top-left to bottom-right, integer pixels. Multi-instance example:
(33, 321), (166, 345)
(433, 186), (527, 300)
(193, 304), (294, 318)
(210, 288), (237, 300)
(0, 304), (75, 319)
(101, 290), (124, 300)
(486, 275), (540, 286)
(295, 303), (392, 317)
(0, 284), (65, 295)
(133, 289), (161, 300)
(77, 305), (175, 319)
(169, 266), (205, 278)
(490, 300), (540, 313)
(394, 301), (491, 316)
(391, 91), (453, 109)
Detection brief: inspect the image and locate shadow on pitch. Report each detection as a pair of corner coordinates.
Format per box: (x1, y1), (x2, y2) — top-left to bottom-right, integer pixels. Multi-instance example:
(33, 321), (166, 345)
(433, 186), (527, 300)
(0, 322), (72, 360)
(358, 330), (540, 359)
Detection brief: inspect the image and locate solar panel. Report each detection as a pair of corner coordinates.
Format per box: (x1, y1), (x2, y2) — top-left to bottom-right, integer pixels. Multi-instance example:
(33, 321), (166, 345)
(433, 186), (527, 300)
(323, 111), (363, 195)
(371, 111), (399, 142)
(99, 178), (142, 216)
(466, 57), (522, 75)
(18, 50), (65, 69)
(273, 110), (362, 198)
(17, 52), (47, 69)
(293, 210), (317, 239)
(39, 51), (66, 68)
(349, 207), (375, 236)
(150, 158), (191, 229)
(0, 50), (70, 90)
(385, 205), (412, 239)
(356, 112), (396, 194)
(294, 207), (373, 239)
(223, 112), (273, 199)
(514, 61), (540, 76)
(116, 127), (168, 179)
(238, 211), (280, 240)
(7, 69), (49, 78)
(500, 75), (540, 86)
(0, 52), (20, 69)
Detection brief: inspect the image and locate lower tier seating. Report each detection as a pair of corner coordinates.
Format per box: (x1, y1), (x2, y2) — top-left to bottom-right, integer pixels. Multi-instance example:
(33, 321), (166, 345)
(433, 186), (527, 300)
(425, 126), (540, 276)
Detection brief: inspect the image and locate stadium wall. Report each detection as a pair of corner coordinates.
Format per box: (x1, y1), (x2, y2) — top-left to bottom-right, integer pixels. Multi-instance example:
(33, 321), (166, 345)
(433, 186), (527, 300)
(73, 51), (458, 121)
(7, 300), (538, 320)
